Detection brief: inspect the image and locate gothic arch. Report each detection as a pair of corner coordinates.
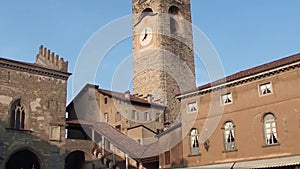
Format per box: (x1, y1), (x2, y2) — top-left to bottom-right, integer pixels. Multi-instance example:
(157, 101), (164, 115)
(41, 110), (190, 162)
(8, 98), (28, 130)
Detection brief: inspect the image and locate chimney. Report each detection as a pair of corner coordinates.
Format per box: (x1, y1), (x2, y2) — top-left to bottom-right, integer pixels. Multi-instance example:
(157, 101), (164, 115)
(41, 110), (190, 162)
(125, 90), (131, 100)
(147, 94), (153, 103)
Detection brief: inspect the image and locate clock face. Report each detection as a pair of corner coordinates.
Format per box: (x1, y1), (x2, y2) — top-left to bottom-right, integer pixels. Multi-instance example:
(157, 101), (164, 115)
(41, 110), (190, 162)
(139, 27), (153, 46)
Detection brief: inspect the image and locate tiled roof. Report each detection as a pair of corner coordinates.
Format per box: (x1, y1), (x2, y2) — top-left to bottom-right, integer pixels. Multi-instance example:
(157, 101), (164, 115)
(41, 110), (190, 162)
(180, 53), (300, 96)
(98, 88), (165, 108)
(66, 120), (159, 159)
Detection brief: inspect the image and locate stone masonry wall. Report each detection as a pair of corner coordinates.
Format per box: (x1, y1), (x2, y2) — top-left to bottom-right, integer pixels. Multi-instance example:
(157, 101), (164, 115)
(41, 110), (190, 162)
(0, 47), (70, 169)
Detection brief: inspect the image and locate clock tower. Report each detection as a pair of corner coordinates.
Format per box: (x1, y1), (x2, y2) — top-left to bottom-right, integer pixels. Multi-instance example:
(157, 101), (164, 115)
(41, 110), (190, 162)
(132, 0), (196, 124)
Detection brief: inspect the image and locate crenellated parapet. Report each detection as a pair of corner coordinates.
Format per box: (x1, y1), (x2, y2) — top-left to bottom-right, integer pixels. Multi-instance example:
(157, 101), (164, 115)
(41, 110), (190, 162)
(35, 45), (68, 72)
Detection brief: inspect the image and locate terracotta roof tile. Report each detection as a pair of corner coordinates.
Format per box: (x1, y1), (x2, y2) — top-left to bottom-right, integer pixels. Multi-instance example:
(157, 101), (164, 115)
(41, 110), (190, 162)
(98, 88), (165, 108)
(180, 53), (300, 95)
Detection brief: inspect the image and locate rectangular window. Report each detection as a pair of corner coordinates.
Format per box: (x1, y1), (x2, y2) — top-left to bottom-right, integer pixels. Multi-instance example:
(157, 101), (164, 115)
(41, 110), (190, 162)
(155, 113), (160, 122)
(104, 113), (109, 122)
(187, 102), (197, 112)
(144, 112), (150, 121)
(259, 82), (273, 96)
(115, 112), (121, 122)
(221, 93), (233, 105)
(131, 110), (137, 120)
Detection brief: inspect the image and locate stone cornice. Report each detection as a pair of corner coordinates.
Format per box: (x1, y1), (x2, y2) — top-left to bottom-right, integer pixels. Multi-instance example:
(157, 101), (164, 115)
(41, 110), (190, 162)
(0, 57), (71, 80)
(177, 60), (300, 100)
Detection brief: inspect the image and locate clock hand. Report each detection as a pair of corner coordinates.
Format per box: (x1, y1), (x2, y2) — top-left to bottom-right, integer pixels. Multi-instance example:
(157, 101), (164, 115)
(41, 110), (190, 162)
(142, 33), (148, 41)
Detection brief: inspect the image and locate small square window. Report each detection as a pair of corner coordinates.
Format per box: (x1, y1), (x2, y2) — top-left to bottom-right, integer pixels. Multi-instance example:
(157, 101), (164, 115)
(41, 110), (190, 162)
(259, 82), (272, 96)
(49, 126), (61, 141)
(187, 102), (197, 112)
(221, 93), (232, 105)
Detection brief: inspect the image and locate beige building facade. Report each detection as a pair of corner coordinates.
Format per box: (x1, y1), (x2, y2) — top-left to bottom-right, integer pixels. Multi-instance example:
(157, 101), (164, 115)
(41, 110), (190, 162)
(160, 53), (300, 168)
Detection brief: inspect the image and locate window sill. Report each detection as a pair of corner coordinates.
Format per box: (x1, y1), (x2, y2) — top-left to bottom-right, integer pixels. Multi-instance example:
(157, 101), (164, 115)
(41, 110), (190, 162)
(188, 153), (201, 157)
(5, 127), (33, 133)
(262, 143), (280, 148)
(222, 149), (238, 153)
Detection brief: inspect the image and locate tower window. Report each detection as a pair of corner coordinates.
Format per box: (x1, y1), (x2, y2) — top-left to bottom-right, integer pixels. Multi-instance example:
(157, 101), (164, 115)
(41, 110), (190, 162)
(140, 8), (153, 20)
(10, 99), (25, 129)
(259, 82), (273, 96)
(263, 113), (278, 145)
(223, 121), (236, 151)
(168, 6), (181, 35)
(168, 6), (179, 15)
(104, 97), (108, 104)
(190, 128), (200, 155)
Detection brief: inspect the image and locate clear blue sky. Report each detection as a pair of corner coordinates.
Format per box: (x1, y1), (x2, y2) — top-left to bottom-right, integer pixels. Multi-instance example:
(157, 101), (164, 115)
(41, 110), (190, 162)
(0, 1), (299, 102)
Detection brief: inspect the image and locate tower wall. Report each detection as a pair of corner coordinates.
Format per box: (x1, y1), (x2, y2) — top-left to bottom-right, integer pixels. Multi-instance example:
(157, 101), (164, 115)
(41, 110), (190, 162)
(132, 0), (196, 124)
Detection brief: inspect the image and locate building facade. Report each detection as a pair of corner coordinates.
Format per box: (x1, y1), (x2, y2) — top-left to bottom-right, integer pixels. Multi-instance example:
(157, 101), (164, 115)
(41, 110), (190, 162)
(160, 53), (300, 168)
(1, 0), (300, 169)
(0, 45), (70, 169)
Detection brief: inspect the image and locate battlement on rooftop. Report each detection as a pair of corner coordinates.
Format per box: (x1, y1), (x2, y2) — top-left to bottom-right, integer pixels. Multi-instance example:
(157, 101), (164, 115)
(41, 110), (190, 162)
(35, 45), (68, 72)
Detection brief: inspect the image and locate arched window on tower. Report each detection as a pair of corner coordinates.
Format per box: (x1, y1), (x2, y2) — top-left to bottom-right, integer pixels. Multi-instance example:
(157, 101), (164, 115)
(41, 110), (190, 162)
(190, 128), (200, 155)
(263, 113), (278, 145)
(140, 8), (153, 20)
(223, 121), (236, 151)
(10, 98), (25, 129)
(168, 6), (181, 35)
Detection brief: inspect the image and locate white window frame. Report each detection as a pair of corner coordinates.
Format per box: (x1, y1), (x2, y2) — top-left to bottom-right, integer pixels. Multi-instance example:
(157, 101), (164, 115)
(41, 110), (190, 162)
(187, 102), (198, 113)
(259, 82), (273, 96)
(190, 128), (200, 155)
(263, 113), (278, 145)
(223, 121), (236, 151)
(221, 92), (233, 105)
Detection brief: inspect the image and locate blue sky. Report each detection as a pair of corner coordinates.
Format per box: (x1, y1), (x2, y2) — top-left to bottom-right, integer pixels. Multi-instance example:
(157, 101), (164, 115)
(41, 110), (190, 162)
(0, 1), (299, 102)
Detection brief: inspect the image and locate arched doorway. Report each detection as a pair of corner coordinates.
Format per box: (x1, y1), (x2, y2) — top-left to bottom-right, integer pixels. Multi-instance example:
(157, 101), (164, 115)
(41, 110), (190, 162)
(65, 151), (85, 169)
(6, 149), (40, 169)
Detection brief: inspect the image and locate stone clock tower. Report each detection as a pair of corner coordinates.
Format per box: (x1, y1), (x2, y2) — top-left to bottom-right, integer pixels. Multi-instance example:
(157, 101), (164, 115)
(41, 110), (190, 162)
(132, 0), (196, 124)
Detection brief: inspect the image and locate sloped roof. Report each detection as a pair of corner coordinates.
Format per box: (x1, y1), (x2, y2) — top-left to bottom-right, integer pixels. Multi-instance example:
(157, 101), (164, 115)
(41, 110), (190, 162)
(179, 53), (300, 97)
(66, 120), (160, 159)
(68, 84), (165, 109)
(98, 88), (160, 107)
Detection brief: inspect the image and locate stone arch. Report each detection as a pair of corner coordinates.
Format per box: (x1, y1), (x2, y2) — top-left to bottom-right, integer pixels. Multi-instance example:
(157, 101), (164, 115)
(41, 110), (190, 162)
(140, 8), (153, 20)
(5, 148), (42, 169)
(65, 150), (86, 169)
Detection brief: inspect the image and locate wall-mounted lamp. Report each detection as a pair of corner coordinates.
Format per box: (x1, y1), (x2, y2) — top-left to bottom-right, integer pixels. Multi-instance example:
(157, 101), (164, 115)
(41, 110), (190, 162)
(204, 138), (210, 151)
